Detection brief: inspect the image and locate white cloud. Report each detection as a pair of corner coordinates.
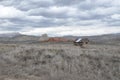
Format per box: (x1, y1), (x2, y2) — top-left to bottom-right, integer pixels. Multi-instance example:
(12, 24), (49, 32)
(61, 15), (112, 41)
(48, 6), (77, 14)
(111, 14), (120, 20)
(111, 0), (120, 6)
(0, 5), (25, 18)
(0, 30), (16, 34)
(21, 26), (120, 36)
(25, 15), (47, 22)
(90, 7), (118, 16)
(0, 0), (120, 36)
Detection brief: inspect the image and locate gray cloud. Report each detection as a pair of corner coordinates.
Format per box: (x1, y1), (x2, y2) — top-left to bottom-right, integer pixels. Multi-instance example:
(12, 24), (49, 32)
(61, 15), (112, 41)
(54, 0), (84, 6)
(17, 0), (54, 11)
(0, 0), (120, 36)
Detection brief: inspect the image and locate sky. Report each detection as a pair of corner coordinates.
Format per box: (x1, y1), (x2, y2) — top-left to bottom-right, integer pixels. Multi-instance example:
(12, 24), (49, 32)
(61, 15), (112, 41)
(0, 0), (120, 36)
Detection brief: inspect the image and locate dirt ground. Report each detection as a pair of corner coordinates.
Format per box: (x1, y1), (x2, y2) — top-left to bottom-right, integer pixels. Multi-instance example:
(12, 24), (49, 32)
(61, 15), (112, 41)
(0, 42), (120, 80)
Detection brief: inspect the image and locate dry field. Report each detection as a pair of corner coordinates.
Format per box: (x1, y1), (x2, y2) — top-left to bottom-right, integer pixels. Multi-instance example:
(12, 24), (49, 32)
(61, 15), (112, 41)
(0, 42), (120, 80)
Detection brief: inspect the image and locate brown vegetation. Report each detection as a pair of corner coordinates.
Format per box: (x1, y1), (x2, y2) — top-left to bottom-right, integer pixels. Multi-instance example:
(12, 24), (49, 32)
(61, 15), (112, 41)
(0, 42), (120, 80)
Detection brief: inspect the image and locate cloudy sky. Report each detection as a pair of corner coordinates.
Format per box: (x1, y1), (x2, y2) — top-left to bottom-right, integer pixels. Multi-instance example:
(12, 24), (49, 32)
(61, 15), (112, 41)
(0, 0), (120, 36)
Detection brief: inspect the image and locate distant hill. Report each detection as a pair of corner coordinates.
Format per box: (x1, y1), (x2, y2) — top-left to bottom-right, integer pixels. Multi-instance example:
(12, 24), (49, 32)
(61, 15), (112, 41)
(63, 33), (120, 40)
(11, 35), (39, 42)
(0, 33), (120, 44)
(88, 33), (120, 41)
(0, 32), (22, 38)
(63, 33), (120, 45)
(0, 33), (40, 43)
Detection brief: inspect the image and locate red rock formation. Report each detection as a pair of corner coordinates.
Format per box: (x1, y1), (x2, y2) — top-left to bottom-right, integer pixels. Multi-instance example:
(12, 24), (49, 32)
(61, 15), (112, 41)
(47, 37), (69, 42)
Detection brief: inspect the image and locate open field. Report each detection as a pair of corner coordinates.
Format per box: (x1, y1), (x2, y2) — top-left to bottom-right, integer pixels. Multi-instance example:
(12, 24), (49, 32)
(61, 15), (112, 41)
(0, 42), (120, 80)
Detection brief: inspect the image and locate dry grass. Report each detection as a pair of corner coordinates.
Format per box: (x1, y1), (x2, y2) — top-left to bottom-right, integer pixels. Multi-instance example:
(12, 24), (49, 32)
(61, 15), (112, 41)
(0, 43), (120, 80)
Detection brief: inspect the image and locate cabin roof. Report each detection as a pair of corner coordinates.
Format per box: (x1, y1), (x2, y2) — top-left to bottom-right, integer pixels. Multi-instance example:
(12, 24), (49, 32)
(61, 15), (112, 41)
(75, 38), (82, 42)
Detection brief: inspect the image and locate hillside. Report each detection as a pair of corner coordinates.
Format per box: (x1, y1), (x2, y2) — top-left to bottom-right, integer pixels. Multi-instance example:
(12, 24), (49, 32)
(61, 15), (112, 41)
(0, 33), (40, 43)
(11, 35), (39, 42)
(0, 33), (120, 44)
(63, 33), (120, 45)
